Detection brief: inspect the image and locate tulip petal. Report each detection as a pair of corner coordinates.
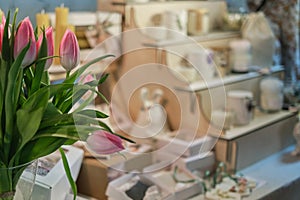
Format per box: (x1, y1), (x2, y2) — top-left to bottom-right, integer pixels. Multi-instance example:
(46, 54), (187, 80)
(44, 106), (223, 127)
(14, 17), (36, 67)
(37, 27), (54, 70)
(0, 24), (4, 53)
(59, 29), (80, 71)
(1, 11), (5, 25)
(86, 130), (124, 155)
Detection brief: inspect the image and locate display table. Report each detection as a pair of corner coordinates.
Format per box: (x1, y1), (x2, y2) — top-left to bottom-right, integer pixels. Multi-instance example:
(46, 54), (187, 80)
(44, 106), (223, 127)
(189, 145), (300, 200)
(241, 145), (300, 200)
(212, 110), (297, 171)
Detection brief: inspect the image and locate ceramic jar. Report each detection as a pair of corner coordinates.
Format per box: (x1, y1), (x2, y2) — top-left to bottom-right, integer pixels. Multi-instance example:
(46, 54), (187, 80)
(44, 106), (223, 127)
(259, 76), (283, 112)
(227, 90), (255, 126)
(229, 39), (252, 73)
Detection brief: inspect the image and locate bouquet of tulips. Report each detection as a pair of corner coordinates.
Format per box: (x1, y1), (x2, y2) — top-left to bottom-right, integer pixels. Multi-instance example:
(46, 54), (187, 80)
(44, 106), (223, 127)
(0, 10), (128, 200)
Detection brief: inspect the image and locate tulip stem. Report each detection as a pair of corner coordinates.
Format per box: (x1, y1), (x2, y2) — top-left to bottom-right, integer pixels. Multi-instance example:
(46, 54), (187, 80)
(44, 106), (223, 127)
(66, 71), (70, 79)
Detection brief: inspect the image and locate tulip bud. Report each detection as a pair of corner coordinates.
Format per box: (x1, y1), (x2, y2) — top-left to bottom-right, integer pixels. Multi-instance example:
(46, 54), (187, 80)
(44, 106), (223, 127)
(0, 11), (5, 53)
(59, 29), (80, 71)
(1, 11), (5, 25)
(0, 24), (3, 54)
(37, 27), (54, 70)
(79, 74), (97, 101)
(14, 17), (36, 67)
(86, 130), (125, 155)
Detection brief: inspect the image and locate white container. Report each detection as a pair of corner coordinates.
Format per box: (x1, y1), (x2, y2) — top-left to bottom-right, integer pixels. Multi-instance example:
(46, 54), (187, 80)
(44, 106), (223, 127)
(187, 9), (210, 35)
(142, 167), (203, 200)
(163, 10), (187, 39)
(155, 129), (215, 157)
(21, 146), (84, 200)
(185, 49), (215, 80)
(260, 76), (283, 112)
(106, 168), (203, 200)
(227, 90), (254, 126)
(106, 173), (164, 200)
(229, 39), (252, 73)
(178, 152), (216, 177)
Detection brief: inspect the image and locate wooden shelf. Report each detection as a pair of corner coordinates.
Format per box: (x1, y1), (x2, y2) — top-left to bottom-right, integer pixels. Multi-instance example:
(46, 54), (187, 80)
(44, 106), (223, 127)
(143, 31), (240, 48)
(174, 65), (284, 92)
(210, 109), (297, 141)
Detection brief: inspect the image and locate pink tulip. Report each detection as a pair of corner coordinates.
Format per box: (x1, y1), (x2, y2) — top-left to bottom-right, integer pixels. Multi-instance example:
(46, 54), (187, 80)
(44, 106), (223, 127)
(86, 130), (125, 155)
(1, 11), (5, 25)
(0, 24), (3, 53)
(0, 12), (6, 54)
(14, 17), (36, 67)
(37, 27), (54, 70)
(81, 74), (94, 83)
(79, 74), (97, 100)
(59, 29), (80, 71)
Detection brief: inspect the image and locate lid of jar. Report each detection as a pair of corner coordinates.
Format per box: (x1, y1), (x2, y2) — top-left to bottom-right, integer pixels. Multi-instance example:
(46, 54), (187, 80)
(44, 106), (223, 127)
(227, 90), (253, 99)
(260, 77), (283, 92)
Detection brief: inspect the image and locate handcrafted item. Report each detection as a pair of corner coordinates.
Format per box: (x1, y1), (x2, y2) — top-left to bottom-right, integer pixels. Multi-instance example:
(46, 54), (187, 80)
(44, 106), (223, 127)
(185, 49), (215, 80)
(227, 90), (255, 126)
(162, 10), (187, 39)
(241, 12), (276, 68)
(143, 165), (203, 200)
(229, 39), (251, 73)
(54, 4), (69, 65)
(106, 173), (167, 200)
(259, 76), (283, 112)
(222, 12), (247, 31)
(130, 87), (169, 138)
(35, 9), (50, 36)
(202, 163), (257, 200)
(187, 9), (210, 35)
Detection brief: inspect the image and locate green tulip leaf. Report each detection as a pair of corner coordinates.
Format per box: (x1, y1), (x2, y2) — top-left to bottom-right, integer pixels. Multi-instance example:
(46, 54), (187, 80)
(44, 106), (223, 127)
(35, 124), (100, 140)
(3, 42), (31, 159)
(31, 30), (47, 94)
(98, 73), (109, 84)
(64, 54), (114, 84)
(16, 87), (50, 150)
(2, 11), (10, 60)
(43, 102), (62, 118)
(76, 109), (109, 119)
(59, 148), (77, 200)
(19, 137), (69, 162)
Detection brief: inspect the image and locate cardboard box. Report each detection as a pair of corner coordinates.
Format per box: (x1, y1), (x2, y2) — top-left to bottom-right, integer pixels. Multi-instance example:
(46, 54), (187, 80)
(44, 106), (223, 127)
(21, 145), (84, 200)
(106, 173), (170, 200)
(76, 145), (153, 200)
(76, 158), (110, 200)
(143, 168), (203, 200)
(106, 166), (203, 200)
